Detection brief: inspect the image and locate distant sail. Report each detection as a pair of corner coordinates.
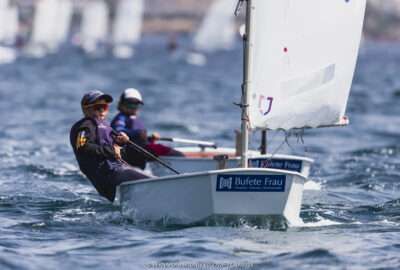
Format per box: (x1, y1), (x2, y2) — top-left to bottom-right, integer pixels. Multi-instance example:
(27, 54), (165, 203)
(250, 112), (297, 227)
(81, 0), (109, 53)
(55, 0), (73, 44)
(192, 0), (236, 52)
(112, 0), (143, 46)
(0, 0), (9, 38)
(0, 3), (18, 46)
(31, 0), (59, 50)
(0, 0), (17, 64)
(248, 0), (366, 130)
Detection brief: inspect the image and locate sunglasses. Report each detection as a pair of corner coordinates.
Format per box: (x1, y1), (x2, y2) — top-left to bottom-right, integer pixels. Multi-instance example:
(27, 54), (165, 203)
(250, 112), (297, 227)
(125, 103), (142, 109)
(83, 102), (110, 111)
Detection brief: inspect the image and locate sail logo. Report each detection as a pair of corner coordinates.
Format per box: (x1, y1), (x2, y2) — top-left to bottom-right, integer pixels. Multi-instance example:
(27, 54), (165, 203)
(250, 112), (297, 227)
(219, 177), (232, 190)
(258, 95), (273, 116)
(216, 174), (286, 192)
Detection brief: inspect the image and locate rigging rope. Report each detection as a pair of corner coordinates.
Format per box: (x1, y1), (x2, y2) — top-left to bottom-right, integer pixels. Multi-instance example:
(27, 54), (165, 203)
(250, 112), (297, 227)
(117, 158), (136, 170)
(263, 129), (308, 168)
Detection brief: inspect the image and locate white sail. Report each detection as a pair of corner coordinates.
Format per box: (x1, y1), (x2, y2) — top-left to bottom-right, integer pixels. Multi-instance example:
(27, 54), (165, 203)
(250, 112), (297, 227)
(0, 0), (8, 23)
(0, 1), (17, 64)
(248, 0), (366, 130)
(55, 0), (73, 44)
(0, 3), (18, 46)
(192, 0), (236, 52)
(0, 0), (7, 9)
(112, 0), (143, 45)
(81, 0), (109, 53)
(31, 0), (60, 49)
(0, 46), (16, 64)
(0, 0), (9, 43)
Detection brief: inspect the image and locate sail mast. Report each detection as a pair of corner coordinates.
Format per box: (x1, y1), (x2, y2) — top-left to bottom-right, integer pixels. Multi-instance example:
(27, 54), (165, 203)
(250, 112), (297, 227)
(240, 0), (254, 168)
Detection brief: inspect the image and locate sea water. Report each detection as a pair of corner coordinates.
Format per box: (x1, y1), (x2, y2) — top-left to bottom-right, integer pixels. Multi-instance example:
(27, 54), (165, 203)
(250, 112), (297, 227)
(0, 36), (399, 269)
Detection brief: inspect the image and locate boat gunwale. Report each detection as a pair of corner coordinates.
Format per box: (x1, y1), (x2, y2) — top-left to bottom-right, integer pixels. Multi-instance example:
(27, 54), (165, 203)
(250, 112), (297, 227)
(119, 167), (308, 186)
(156, 151), (314, 163)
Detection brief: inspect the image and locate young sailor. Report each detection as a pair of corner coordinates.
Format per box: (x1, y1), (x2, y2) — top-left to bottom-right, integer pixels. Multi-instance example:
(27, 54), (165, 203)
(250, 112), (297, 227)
(70, 90), (151, 202)
(110, 88), (184, 169)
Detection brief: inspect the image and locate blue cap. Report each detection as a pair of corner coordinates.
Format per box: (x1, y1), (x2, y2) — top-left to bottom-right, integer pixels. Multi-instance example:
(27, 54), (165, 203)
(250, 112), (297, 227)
(81, 90), (113, 106)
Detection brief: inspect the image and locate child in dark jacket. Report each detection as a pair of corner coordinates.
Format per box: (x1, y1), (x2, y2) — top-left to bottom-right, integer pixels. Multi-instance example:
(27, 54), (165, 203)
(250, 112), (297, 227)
(70, 90), (151, 202)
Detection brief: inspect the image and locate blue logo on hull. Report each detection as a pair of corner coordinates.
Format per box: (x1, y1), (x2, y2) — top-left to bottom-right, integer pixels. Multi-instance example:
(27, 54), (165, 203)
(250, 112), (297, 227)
(249, 158), (302, 173)
(216, 174), (286, 192)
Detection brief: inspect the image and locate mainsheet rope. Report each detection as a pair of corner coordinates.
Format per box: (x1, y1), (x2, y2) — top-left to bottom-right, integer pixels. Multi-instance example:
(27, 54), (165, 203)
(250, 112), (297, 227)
(236, 100), (309, 168)
(117, 158), (137, 170)
(262, 129), (308, 168)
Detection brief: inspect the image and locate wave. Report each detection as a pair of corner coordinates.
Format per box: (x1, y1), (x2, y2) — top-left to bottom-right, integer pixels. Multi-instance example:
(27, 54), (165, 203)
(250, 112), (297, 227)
(393, 88), (400, 98)
(293, 248), (340, 261)
(0, 257), (25, 270)
(304, 180), (322, 190)
(156, 122), (200, 134)
(344, 198), (400, 226)
(119, 214), (291, 231)
(14, 163), (83, 179)
(298, 214), (342, 227)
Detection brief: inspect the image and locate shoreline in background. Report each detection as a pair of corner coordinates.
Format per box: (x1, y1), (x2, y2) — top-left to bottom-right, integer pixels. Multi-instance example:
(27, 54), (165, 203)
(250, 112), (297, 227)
(12, 0), (400, 42)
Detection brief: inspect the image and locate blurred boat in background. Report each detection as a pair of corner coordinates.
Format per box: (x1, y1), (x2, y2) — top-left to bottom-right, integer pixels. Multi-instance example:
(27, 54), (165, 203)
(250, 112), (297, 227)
(78, 0), (109, 56)
(149, 147), (313, 179)
(111, 0), (143, 59)
(0, 0), (18, 64)
(186, 0), (237, 65)
(23, 0), (72, 58)
(0, 0), (397, 62)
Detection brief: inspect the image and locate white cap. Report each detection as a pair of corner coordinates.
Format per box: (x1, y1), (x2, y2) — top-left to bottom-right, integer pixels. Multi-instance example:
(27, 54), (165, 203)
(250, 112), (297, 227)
(122, 88), (143, 104)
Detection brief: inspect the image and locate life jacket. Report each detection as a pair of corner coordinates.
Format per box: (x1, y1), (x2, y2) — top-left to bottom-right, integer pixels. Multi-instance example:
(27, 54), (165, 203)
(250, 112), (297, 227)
(111, 112), (147, 169)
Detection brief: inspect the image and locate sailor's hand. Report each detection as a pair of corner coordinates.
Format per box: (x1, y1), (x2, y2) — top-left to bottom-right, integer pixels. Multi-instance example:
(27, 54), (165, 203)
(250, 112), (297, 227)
(141, 130), (147, 141)
(113, 144), (122, 159)
(151, 133), (161, 141)
(115, 132), (129, 143)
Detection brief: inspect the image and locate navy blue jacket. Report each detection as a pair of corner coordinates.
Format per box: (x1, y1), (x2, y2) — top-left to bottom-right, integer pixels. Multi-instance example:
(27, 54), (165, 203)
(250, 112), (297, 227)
(111, 112), (147, 147)
(110, 112), (147, 169)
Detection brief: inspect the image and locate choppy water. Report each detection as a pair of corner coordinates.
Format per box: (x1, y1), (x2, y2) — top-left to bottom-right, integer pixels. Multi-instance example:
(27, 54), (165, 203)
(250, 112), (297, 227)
(0, 36), (399, 269)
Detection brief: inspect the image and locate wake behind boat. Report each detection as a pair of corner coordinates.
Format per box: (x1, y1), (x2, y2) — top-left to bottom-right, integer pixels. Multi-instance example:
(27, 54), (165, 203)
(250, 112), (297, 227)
(119, 0), (367, 227)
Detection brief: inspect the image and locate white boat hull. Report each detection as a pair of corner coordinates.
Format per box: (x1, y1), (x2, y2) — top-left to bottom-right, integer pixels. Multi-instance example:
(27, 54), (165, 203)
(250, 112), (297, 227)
(185, 52), (206, 66)
(119, 168), (307, 226)
(112, 45), (134, 59)
(149, 147), (313, 178)
(0, 46), (17, 64)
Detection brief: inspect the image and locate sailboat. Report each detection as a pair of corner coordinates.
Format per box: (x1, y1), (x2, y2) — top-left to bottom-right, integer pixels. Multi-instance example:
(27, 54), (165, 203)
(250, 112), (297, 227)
(80, 0), (109, 55)
(24, 0), (72, 57)
(0, 0), (18, 64)
(119, 0), (367, 226)
(25, 0), (59, 57)
(55, 0), (73, 46)
(111, 0), (143, 59)
(186, 0), (236, 65)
